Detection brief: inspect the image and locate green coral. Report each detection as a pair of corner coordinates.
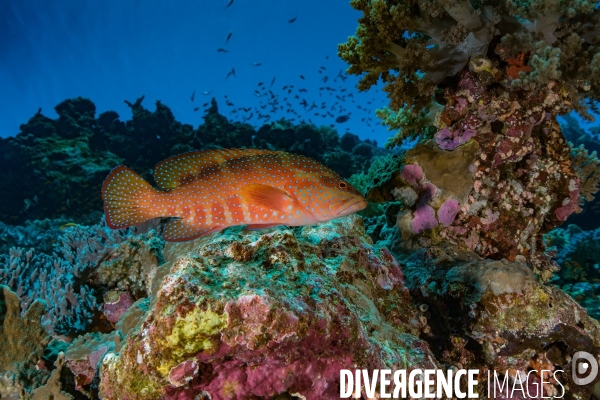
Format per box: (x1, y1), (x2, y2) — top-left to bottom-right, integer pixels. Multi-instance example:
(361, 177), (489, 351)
(377, 106), (439, 147)
(348, 153), (396, 195)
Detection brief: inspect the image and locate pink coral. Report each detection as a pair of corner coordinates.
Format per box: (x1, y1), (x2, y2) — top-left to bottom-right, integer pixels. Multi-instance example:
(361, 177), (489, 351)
(555, 178), (581, 221)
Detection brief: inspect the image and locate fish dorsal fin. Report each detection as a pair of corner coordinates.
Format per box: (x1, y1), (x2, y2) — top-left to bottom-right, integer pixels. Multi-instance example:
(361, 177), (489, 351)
(162, 218), (223, 242)
(239, 184), (295, 213)
(153, 148), (275, 190)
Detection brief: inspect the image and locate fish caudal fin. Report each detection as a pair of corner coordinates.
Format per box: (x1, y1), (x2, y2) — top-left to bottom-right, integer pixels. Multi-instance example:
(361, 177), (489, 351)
(102, 166), (159, 229)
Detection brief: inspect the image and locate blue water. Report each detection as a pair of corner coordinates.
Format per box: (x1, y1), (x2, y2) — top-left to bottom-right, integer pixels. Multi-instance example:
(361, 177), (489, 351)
(1, 0), (396, 143)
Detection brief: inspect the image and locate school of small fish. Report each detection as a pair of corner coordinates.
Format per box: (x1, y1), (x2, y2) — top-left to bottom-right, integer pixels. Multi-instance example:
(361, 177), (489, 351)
(102, 148), (367, 241)
(190, 0), (379, 133)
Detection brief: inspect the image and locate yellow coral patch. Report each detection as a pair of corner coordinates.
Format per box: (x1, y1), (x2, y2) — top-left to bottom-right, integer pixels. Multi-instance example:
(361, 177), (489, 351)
(157, 308), (227, 376)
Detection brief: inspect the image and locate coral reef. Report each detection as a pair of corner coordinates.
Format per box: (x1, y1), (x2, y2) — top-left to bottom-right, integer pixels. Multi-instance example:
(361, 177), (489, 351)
(0, 218), (69, 255)
(0, 97), (384, 225)
(337, 2), (600, 398)
(2, 3), (600, 395)
(339, 0), (600, 142)
(0, 221), (161, 336)
(99, 215), (437, 399)
(544, 225), (600, 318)
(365, 67), (598, 280)
(398, 242), (600, 399)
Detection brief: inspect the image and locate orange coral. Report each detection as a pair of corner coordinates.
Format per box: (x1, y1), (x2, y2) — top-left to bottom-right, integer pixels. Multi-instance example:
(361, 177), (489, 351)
(506, 52), (531, 79)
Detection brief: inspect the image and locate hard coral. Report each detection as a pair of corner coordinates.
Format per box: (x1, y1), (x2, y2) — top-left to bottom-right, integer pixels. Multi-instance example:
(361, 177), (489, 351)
(0, 285), (51, 398)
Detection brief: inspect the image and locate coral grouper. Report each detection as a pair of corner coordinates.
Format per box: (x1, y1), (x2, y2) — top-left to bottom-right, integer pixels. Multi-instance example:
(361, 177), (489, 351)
(102, 148), (367, 241)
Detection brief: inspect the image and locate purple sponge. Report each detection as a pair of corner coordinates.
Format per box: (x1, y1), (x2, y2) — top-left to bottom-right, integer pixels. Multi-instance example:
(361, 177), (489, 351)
(435, 127), (477, 150)
(401, 163), (424, 188)
(411, 204), (438, 233)
(437, 198), (460, 227)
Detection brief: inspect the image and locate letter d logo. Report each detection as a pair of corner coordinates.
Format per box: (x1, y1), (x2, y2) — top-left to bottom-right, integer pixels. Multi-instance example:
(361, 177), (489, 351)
(572, 351), (598, 385)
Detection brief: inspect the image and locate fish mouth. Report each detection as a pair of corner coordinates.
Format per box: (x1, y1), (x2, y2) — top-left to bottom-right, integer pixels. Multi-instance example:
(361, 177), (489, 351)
(331, 197), (368, 216)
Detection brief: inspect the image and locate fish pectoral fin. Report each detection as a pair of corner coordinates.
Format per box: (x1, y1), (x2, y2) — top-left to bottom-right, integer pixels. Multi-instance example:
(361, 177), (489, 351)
(240, 184), (295, 213)
(245, 223), (283, 230)
(162, 218), (223, 242)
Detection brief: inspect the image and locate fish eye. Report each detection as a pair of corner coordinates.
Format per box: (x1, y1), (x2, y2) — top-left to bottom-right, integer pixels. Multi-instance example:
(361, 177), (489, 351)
(338, 181), (347, 189)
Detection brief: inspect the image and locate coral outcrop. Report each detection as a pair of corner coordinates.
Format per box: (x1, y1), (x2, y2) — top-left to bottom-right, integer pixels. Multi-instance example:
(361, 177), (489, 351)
(345, 1), (600, 277)
(99, 215), (437, 399)
(400, 243), (600, 399)
(339, 0), (600, 141)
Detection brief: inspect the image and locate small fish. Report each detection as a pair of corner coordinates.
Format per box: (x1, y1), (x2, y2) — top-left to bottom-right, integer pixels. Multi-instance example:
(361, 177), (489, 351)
(288, 16), (297, 23)
(190, 90), (195, 102)
(59, 222), (78, 230)
(102, 149), (367, 241)
(201, 91), (212, 95)
(251, 62), (262, 66)
(217, 48), (229, 53)
(270, 77), (276, 87)
(226, 68), (236, 80)
(336, 115), (350, 123)
(226, 31), (232, 44)
(225, 0), (234, 8)
(300, 75), (305, 80)
(194, 107), (200, 111)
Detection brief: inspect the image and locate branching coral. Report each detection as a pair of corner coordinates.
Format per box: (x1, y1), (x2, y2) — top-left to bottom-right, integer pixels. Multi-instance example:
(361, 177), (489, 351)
(0, 221), (162, 337)
(339, 0), (600, 144)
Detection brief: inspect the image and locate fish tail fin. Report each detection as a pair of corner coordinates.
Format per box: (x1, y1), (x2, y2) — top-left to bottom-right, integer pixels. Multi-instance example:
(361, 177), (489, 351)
(102, 166), (160, 229)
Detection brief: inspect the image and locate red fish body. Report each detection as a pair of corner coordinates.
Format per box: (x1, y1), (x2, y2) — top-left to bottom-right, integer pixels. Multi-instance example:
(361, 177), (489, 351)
(102, 148), (367, 241)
